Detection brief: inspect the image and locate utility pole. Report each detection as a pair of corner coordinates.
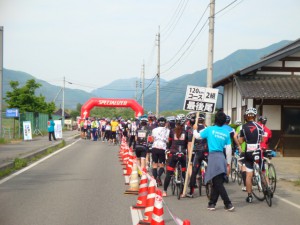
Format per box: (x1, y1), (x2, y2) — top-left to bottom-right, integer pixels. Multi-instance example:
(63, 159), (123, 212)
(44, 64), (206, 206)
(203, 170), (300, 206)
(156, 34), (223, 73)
(0, 27), (3, 138)
(156, 27), (160, 118)
(62, 76), (65, 126)
(135, 80), (138, 100)
(206, 0), (215, 126)
(141, 63), (145, 108)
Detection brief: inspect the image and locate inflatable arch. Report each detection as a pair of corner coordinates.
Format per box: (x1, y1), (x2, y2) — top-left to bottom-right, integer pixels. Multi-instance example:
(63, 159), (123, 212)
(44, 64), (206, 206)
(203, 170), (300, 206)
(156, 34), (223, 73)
(81, 98), (144, 119)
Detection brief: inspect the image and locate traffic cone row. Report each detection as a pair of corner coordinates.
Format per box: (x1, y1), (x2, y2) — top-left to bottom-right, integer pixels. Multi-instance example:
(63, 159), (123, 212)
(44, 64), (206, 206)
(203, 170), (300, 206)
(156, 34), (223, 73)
(118, 141), (191, 225)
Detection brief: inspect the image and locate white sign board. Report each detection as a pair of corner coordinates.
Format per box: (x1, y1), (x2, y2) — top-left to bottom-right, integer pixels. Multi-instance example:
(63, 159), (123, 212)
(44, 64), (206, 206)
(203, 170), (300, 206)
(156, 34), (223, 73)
(183, 85), (219, 113)
(54, 120), (63, 139)
(23, 121), (32, 141)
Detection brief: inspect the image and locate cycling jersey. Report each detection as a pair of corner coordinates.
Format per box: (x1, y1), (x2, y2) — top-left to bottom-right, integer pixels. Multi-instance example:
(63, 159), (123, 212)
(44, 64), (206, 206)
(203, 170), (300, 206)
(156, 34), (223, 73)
(239, 121), (264, 151)
(187, 124), (207, 152)
(152, 127), (170, 150)
(169, 128), (188, 153)
(136, 126), (150, 146)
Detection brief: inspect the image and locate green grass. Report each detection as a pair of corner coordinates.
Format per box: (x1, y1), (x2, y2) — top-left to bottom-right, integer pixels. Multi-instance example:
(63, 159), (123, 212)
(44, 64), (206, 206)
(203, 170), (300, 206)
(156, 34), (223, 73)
(293, 179), (300, 186)
(0, 140), (66, 179)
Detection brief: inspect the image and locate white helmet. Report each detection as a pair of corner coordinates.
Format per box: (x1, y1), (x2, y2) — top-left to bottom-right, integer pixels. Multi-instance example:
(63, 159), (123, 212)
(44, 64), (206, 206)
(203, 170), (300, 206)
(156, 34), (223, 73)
(245, 108), (257, 116)
(176, 114), (186, 125)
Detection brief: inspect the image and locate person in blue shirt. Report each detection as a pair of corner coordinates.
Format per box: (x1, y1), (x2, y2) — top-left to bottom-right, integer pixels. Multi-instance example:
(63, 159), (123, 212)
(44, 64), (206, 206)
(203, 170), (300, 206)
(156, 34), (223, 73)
(48, 117), (56, 141)
(193, 111), (234, 212)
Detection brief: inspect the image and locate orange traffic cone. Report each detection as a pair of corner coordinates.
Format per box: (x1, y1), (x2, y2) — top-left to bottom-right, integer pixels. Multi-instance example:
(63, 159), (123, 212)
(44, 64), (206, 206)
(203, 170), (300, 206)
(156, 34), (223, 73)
(138, 179), (156, 225)
(124, 163), (139, 194)
(132, 169), (148, 209)
(150, 189), (165, 225)
(151, 189), (165, 225)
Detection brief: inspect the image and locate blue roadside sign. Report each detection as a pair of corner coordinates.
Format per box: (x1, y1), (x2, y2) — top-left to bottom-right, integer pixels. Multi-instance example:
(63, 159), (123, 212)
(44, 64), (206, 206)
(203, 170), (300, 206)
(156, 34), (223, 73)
(6, 108), (19, 118)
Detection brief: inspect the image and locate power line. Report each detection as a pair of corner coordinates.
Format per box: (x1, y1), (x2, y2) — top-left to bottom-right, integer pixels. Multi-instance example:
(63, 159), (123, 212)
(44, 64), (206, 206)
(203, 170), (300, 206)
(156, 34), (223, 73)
(161, 3), (210, 67)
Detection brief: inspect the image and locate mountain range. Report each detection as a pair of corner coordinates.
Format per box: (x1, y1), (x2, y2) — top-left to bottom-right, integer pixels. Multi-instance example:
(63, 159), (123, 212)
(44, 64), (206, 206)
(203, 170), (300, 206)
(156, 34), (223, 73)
(2, 40), (291, 112)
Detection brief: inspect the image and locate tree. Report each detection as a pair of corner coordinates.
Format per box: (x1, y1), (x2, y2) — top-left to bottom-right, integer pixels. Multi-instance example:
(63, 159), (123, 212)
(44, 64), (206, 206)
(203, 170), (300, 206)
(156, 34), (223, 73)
(4, 79), (56, 114)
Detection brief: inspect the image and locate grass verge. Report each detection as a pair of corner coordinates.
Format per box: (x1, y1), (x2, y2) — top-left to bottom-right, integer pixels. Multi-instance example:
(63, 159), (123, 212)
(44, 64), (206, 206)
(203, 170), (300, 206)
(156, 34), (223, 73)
(293, 179), (300, 186)
(0, 140), (66, 179)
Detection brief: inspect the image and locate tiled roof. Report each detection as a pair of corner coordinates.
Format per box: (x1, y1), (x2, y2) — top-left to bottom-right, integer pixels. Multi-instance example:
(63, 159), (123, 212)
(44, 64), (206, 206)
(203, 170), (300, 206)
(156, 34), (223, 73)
(235, 75), (300, 99)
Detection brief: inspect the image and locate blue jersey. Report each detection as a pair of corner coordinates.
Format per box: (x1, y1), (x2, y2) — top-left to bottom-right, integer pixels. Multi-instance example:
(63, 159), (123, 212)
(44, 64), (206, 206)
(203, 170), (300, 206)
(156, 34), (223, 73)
(200, 125), (231, 152)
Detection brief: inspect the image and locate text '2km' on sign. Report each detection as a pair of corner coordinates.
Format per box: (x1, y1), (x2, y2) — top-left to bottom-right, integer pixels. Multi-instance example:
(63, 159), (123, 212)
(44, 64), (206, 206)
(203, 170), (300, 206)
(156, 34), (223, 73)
(183, 85), (219, 113)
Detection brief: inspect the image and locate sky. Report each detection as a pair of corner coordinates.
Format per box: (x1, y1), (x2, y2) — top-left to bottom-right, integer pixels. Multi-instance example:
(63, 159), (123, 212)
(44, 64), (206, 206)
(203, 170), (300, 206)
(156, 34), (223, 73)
(1, 0), (300, 92)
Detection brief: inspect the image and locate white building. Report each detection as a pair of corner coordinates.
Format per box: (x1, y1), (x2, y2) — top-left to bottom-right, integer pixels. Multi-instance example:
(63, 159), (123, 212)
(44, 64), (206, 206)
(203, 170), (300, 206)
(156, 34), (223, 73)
(213, 39), (300, 156)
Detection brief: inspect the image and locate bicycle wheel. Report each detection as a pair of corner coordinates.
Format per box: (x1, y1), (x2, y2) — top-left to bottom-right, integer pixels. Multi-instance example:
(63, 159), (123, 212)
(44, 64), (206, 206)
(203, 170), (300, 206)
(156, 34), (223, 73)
(171, 176), (176, 195)
(197, 174), (202, 196)
(260, 172), (272, 207)
(237, 170), (243, 185)
(268, 163), (277, 194)
(230, 157), (237, 182)
(252, 169), (265, 201)
(205, 182), (212, 200)
(177, 167), (183, 200)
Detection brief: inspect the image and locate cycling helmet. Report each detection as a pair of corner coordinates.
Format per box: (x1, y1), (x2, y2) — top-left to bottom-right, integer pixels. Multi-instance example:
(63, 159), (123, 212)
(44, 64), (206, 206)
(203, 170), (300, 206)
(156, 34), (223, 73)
(175, 114), (186, 125)
(198, 113), (205, 123)
(186, 111), (196, 125)
(245, 108), (257, 116)
(226, 115), (231, 123)
(166, 116), (176, 122)
(140, 117), (148, 125)
(157, 116), (166, 127)
(235, 120), (242, 126)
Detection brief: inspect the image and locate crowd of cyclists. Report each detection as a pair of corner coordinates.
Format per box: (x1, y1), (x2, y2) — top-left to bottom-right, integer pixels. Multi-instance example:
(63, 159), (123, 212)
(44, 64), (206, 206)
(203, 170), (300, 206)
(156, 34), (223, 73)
(79, 108), (273, 211)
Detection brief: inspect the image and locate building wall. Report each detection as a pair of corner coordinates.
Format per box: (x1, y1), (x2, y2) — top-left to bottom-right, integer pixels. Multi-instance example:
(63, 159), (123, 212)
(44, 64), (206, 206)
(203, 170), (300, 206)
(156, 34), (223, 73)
(262, 105), (281, 130)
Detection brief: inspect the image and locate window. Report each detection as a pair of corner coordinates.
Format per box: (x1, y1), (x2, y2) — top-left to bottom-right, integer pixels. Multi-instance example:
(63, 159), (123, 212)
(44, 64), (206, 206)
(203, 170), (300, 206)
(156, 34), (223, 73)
(283, 107), (300, 135)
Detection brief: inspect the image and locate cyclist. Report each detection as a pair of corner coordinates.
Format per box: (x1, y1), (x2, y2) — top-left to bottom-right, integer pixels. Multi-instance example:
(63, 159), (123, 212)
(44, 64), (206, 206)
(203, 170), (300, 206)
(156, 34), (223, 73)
(104, 119), (111, 142)
(238, 108), (264, 203)
(135, 118), (150, 171)
(163, 114), (188, 197)
(91, 117), (99, 141)
(234, 116), (247, 191)
(187, 113), (208, 198)
(128, 118), (138, 150)
(151, 116), (170, 187)
(257, 116), (272, 151)
(111, 117), (119, 145)
(146, 113), (158, 171)
(193, 111), (234, 211)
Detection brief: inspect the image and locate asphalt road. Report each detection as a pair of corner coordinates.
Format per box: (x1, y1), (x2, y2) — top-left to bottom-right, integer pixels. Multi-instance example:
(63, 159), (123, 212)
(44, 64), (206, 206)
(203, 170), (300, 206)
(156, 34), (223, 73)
(0, 139), (300, 225)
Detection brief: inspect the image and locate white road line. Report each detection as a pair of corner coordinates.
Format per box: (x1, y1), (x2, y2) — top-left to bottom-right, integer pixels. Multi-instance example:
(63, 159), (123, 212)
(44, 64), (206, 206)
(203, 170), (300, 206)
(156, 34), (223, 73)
(130, 206), (143, 225)
(0, 139), (81, 185)
(275, 195), (300, 209)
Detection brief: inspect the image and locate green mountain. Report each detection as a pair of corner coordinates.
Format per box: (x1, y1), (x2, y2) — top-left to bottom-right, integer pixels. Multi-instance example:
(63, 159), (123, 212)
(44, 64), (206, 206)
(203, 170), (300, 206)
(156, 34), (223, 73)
(143, 40), (291, 112)
(2, 40), (291, 112)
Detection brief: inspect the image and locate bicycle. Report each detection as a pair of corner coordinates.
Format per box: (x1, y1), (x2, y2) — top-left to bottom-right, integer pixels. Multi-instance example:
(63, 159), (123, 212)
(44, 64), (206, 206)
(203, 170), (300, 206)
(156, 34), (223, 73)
(230, 150), (243, 185)
(169, 151), (185, 200)
(263, 150), (277, 194)
(196, 152), (212, 199)
(251, 151), (273, 207)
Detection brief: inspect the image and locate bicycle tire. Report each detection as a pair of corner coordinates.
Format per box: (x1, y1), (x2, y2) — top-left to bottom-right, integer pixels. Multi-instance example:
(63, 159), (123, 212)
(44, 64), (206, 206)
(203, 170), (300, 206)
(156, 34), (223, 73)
(252, 169), (265, 201)
(177, 165), (183, 200)
(260, 171), (272, 207)
(206, 182), (212, 200)
(171, 176), (176, 195)
(268, 163), (277, 194)
(237, 171), (243, 185)
(197, 175), (202, 196)
(230, 157), (237, 182)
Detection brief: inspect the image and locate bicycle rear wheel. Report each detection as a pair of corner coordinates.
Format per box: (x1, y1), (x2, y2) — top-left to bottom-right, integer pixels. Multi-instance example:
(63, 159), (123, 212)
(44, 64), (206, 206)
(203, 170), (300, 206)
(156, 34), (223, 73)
(230, 157), (237, 182)
(206, 182), (212, 200)
(237, 170), (243, 185)
(268, 163), (277, 194)
(197, 174), (203, 196)
(171, 176), (176, 195)
(177, 168), (183, 200)
(252, 170), (265, 201)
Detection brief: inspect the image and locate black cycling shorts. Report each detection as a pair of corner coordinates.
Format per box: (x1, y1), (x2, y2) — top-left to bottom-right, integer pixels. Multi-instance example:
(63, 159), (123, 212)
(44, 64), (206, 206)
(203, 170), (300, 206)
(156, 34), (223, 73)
(135, 145), (148, 158)
(152, 148), (166, 164)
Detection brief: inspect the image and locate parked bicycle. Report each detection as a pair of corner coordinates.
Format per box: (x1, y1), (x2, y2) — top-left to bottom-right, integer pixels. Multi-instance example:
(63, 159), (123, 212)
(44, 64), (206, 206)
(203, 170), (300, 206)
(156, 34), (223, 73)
(251, 151), (273, 207)
(196, 152), (212, 199)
